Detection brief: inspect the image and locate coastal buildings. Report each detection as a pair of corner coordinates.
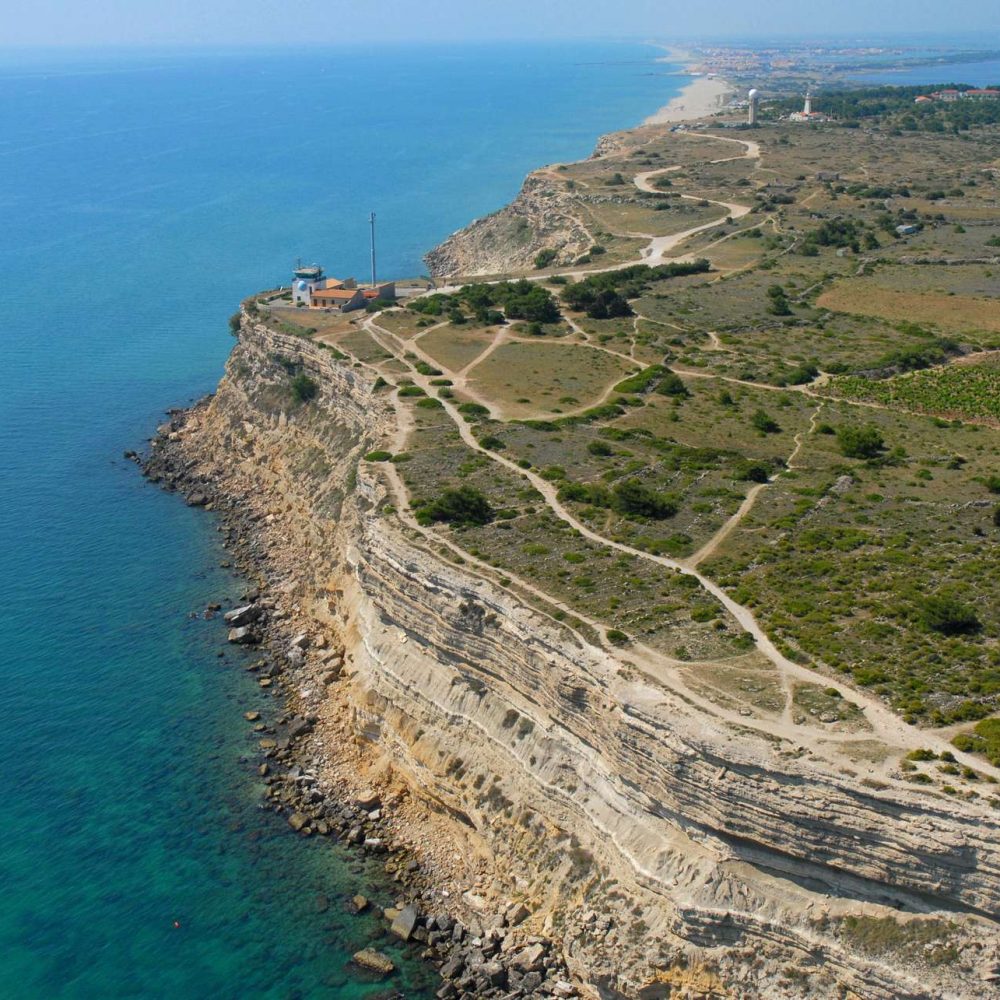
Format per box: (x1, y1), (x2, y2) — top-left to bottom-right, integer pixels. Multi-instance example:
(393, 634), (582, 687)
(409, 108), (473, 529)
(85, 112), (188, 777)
(291, 264), (395, 312)
(789, 91), (827, 122)
(916, 88), (1000, 103)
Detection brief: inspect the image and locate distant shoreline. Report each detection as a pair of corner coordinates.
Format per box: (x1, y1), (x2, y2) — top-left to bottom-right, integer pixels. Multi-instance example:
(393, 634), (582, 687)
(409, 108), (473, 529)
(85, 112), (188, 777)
(645, 74), (735, 125)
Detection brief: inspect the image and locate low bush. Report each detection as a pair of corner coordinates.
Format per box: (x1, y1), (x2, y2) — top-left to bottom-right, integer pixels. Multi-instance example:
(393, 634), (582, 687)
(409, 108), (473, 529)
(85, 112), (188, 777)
(917, 594), (981, 636)
(414, 486), (495, 527)
(291, 374), (318, 403)
(837, 424), (885, 459)
(534, 248), (558, 269)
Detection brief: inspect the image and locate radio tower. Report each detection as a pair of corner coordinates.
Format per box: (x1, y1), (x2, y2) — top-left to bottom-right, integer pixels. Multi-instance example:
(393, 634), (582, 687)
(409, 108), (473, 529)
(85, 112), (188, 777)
(369, 212), (377, 288)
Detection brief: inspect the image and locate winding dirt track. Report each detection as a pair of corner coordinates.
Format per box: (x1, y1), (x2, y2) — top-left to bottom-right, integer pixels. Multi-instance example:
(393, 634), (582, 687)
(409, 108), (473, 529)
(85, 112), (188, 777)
(331, 131), (1000, 782)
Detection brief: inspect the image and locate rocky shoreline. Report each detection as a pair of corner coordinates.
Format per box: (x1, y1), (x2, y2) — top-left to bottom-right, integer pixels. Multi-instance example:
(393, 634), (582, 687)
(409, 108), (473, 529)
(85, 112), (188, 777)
(137, 404), (580, 1000)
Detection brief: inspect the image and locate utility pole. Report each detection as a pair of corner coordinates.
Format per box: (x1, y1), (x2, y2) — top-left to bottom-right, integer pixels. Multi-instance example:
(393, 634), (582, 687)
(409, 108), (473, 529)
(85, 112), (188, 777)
(369, 212), (377, 288)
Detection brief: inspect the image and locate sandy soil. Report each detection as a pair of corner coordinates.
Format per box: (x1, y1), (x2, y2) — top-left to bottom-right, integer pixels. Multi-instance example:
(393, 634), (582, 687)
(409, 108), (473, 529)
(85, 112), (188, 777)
(645, 75), (735, 125)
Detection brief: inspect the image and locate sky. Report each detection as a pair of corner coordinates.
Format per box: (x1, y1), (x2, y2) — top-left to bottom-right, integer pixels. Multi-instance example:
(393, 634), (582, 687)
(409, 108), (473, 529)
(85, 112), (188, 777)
(1, 0), (999, 47)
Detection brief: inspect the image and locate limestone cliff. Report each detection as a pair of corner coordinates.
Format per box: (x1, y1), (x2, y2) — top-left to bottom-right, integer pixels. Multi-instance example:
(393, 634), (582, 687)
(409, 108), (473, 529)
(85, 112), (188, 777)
(160, 316), (1000, 999)
(425, 171), (595, 278)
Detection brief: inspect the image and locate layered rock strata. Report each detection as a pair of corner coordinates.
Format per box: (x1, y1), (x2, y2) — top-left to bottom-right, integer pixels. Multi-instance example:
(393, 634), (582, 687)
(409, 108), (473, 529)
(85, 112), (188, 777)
(152, 315), (1000, 999)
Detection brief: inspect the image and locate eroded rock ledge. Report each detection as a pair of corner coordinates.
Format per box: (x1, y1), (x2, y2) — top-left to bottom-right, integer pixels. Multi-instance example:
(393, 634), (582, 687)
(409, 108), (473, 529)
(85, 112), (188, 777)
(150, 315), (1000, 999)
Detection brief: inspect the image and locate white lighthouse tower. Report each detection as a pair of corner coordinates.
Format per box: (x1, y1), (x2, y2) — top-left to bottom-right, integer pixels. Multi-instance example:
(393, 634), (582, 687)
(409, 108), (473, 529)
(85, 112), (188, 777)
(748, 88), (760, 126)
(804, 91), (813, 116)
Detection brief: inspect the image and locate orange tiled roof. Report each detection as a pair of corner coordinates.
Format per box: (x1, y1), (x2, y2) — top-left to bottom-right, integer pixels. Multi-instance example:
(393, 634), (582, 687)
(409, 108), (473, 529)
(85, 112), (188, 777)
(312, 288), (359, 300)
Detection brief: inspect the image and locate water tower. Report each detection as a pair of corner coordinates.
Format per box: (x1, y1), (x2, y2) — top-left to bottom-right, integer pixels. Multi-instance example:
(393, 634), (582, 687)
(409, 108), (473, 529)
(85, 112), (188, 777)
(748, 88), (760, 126)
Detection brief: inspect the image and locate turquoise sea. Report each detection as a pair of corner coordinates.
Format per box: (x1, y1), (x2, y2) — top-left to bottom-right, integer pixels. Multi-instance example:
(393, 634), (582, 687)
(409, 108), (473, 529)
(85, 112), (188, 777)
(0, 43), (682, 998)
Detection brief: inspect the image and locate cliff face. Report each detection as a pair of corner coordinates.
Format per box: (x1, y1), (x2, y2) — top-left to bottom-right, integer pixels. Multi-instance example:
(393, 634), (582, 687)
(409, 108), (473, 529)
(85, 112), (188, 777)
(425, 172), (594, 278)
(166, 317), (1000, 999)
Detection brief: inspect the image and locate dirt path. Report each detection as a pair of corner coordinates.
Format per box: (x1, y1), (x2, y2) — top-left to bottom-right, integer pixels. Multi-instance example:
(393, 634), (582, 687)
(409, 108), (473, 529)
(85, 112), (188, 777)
(364, 316), (1000, 777)
(684, 484), (768, 570)
(351, 135), (1000, 782)
(684, 402), (822, 569)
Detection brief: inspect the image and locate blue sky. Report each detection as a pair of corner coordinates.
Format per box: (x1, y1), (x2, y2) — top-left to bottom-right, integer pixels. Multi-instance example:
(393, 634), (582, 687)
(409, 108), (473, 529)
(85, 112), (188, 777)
(4, 0), (999, 47)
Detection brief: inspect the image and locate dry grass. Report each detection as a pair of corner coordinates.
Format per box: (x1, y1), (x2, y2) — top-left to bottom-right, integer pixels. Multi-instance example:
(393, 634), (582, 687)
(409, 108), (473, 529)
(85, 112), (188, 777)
(466, 341), (633, 416)
(817, 282), (1000, 335)
(418, 325), (496, 372)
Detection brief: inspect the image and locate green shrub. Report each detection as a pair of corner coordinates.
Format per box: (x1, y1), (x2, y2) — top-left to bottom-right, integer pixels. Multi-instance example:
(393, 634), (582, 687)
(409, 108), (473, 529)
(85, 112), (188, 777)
(655, 372), (690, 398)
(837, 424), (885, 459)
(751, 409), (780, 434)
(766, 285), (792, 316)
(612, 479), (678, 519)
(606, 628), (630, 646)
(398, 384), (427, 397)
(458, 401), (490, 415)
(534, 248), (558, 269)
(917, 594), (981, 636)
(291, 374), (318, 403)
(364, 450), (393, 462)
(737, 460), (772, 483)
(414, 486), (495, 527)
(614, 365), (665, 394)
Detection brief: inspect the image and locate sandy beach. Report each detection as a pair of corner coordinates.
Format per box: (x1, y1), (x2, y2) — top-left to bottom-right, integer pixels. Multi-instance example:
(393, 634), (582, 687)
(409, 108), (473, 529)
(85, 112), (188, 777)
(646, 74), (735, 124)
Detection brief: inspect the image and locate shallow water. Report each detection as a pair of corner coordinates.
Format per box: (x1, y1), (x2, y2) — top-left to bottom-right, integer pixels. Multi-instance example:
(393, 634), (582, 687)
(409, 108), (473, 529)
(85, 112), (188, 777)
(0, 42), (681, 998)
(850, 56), (1000, 87)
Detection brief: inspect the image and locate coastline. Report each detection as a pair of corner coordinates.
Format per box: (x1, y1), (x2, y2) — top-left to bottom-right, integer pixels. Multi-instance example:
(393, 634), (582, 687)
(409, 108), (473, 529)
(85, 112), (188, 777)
(134, 50), (1000, 998)
(644, 74), (735, 124)
(139, 400), (579, 999)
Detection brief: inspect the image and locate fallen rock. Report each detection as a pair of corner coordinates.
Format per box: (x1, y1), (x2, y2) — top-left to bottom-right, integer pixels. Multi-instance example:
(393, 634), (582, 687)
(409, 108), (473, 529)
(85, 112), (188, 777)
(224, 604), (260, 627)
(351, 894), (369, 913)
(287, 812), (309, 832)
(227, 626), (257, 645)
(355, 788), (381, 810)
(512, 943), (546, 972)
(352, 948), (394, 976)
(391, 904), (419, 941)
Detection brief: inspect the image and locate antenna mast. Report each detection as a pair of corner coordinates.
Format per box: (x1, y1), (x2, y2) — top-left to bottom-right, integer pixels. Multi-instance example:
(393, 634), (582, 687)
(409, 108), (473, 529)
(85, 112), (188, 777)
(369, 212), (377, 288)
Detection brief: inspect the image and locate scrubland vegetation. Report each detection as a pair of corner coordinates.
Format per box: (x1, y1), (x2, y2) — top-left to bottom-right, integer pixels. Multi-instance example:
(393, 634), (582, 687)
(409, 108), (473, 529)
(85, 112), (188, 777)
(313, 93), (1000, 764)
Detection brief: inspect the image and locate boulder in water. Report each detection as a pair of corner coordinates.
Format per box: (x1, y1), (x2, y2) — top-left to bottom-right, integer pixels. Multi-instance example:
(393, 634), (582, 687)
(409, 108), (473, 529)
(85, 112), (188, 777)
(352, 948), (394, 976)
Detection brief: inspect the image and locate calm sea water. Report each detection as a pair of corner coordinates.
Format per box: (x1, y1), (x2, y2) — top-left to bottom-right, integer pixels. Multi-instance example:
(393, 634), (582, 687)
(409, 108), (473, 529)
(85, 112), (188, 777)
(0, 43), (681, 998)
(851, 57), (1000, 87)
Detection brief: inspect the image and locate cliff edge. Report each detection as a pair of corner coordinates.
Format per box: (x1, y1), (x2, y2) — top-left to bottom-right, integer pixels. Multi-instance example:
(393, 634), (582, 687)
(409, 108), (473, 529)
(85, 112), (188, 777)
(145, 312), (1000, 999)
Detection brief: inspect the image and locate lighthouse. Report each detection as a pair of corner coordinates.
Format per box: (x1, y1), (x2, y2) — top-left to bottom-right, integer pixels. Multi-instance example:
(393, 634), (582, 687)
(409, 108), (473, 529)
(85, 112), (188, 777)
(804, 91), (813, 116)
(748, 89), (760, 126)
